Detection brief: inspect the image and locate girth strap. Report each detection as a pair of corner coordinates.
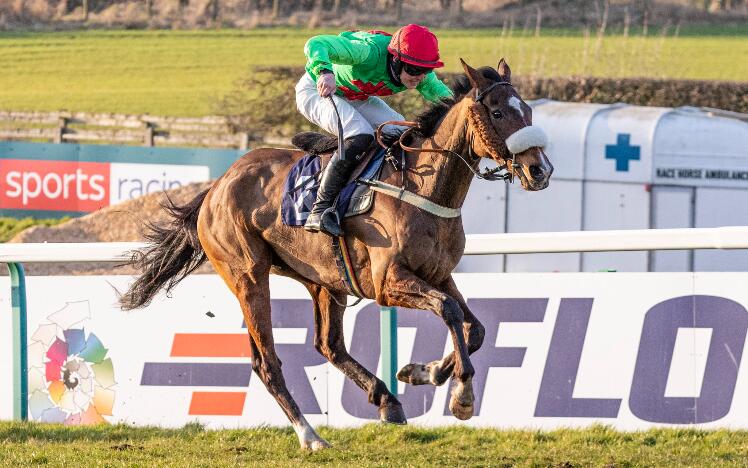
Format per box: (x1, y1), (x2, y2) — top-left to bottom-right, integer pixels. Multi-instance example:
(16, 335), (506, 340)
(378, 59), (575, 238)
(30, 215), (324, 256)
(360, 179), (461, 218)
(331, 235), (365, 305)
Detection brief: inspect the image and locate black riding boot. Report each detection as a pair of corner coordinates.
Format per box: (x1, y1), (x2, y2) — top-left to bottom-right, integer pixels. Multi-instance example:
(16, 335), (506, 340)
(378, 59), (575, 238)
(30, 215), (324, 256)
(305, 134), (373, 236)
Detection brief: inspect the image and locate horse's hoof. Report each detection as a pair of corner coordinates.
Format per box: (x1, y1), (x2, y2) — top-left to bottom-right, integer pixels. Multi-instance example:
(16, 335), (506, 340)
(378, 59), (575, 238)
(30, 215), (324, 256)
(301, 438), (332, 451)
(379, 403), (407, 425)
(396, 363), (431, 385)
(449, 395), (474, 421)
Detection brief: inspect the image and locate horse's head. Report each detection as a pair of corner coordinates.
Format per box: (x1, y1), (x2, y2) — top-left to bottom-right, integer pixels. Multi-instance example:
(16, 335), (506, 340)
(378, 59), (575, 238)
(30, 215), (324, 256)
(461, 58), (553, 191)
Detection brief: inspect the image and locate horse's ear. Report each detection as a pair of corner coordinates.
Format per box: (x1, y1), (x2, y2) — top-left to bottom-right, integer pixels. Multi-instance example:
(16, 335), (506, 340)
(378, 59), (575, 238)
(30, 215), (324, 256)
(497, 58), (512, 83)
(460, 58), (482, 90)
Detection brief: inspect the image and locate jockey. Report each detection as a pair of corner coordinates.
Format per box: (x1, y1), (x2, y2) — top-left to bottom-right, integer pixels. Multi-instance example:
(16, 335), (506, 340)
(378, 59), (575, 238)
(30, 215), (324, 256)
(296, 24), (453, 236)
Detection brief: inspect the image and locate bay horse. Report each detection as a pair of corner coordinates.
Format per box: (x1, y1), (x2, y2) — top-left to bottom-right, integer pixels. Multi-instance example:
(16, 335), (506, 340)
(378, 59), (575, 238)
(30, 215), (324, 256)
(120, 59), (552, 450)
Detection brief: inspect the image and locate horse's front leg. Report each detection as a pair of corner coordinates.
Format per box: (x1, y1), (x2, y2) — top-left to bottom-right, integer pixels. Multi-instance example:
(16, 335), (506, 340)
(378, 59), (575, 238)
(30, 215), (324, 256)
(397, 275), (485, 388)
(381, 265), (476, 420)
(306, 283), (406, 424)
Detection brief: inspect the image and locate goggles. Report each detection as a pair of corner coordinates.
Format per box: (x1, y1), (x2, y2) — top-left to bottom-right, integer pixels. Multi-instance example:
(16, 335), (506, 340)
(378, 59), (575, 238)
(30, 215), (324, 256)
(400, 62), (432, 76)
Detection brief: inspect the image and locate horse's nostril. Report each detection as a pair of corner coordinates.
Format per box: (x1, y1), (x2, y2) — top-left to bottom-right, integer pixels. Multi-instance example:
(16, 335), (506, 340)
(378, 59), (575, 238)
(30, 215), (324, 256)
(529, 165), (544, 179)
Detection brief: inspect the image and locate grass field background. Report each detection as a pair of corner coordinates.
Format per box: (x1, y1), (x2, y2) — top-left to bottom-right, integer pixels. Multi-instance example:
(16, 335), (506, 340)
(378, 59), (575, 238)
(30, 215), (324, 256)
(0, 26), (746, 117)
(0, 217), (66, 242)
(1, 421), (747, 466)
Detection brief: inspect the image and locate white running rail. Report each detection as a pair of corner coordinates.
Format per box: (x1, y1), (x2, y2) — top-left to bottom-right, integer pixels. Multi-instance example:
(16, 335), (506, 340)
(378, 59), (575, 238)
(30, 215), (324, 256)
(463, 226), (748, 255)
(1, 226), (748, 262)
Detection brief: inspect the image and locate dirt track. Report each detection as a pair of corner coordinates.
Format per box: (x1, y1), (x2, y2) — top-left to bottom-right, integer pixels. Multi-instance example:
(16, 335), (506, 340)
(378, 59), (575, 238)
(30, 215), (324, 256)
(7, 182), (216, 276)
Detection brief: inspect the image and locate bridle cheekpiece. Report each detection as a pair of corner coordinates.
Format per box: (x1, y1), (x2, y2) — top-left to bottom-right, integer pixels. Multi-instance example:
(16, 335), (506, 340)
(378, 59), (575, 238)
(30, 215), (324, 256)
(469, 80), (548, 184)
(470, 80), (518, 182)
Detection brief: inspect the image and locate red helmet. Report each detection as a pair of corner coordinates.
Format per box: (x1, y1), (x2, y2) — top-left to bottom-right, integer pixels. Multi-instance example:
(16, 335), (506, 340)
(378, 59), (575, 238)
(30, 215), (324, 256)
(387, 24), (444, 69)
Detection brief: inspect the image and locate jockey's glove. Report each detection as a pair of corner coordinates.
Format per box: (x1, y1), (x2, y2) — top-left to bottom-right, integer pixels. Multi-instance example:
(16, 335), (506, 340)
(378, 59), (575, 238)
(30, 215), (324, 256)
(380, 128), (405, 148)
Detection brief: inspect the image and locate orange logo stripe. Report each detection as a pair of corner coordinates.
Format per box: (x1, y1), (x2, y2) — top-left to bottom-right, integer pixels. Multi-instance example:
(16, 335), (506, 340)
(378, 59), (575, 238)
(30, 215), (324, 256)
(188, 391), (247, 416)
(170, 334), (251, 357)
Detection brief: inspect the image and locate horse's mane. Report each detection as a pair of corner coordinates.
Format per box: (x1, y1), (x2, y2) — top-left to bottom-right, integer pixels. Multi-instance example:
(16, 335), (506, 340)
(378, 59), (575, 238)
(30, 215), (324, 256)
(414, 67), (502, 139)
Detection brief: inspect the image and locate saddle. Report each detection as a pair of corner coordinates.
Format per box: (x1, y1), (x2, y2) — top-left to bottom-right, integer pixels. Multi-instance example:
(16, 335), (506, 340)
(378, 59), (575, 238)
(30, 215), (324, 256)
(291, 132), (338, 155)
(290, 131), (384, 183)
(282, 132), (392, 226)
(291, 132), (402, 182)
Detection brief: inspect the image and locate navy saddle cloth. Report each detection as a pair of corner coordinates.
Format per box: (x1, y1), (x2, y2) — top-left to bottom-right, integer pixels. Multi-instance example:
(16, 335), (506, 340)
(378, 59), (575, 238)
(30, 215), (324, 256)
(282, 148), (387, 226)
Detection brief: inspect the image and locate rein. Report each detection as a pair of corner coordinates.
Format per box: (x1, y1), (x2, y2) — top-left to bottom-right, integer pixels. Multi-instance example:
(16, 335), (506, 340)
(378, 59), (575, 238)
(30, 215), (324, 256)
(400, 126), (512, 182)
(376, 122), (509, 182)
(374, 80), (521, 184)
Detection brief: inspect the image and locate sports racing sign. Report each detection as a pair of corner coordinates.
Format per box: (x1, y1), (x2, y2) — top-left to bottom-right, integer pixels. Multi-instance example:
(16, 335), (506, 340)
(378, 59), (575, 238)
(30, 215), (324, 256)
(0, 141), (242, 217)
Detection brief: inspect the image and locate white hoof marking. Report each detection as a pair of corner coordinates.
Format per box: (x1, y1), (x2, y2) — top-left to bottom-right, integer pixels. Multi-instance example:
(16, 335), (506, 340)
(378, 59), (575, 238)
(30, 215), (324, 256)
(428, 361), (443, 385)
(294, 421), (330, 451)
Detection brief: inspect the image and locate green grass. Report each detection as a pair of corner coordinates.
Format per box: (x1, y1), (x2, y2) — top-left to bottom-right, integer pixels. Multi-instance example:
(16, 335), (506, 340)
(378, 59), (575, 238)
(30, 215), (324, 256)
(0, 27), (746, 116)
(0, 422), (747, 466)
(0, 217), (67, 242)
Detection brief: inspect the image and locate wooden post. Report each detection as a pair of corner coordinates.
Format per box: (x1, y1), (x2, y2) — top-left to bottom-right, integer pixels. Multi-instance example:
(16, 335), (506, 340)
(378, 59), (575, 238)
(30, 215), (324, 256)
(451, 0), (462, 15)
(143, 122), (154, 147)
(211, 0), (219, 21)
(83, 0), (89, 21)
(55, 117), (67, 144)
(272, 0), (280, 18)
(394, 0), (402, 20)
(239, 132), (250, 151)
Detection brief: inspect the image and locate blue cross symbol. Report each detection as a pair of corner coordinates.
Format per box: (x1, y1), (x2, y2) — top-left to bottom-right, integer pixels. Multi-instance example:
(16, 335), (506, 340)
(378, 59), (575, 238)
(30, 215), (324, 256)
(605, 133), (640, 172)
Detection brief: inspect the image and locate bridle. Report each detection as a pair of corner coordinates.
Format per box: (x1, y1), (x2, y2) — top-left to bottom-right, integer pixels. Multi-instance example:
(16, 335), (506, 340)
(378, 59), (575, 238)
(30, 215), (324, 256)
(471, 80), (521, 182)
(376, 80), (523, 183)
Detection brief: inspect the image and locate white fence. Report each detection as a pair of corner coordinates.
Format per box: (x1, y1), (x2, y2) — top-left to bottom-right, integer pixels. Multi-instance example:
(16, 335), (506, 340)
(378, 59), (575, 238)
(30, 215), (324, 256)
(3, 226), (748, 263)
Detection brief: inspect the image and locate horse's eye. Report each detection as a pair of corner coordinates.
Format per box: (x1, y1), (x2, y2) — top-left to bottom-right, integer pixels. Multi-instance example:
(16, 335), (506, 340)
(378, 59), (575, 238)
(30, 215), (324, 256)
(491, 110), (503, 119)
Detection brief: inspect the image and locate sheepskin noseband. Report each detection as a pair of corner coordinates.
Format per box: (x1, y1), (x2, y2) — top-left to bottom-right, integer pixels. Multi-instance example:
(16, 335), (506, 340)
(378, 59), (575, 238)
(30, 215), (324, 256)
(505, 126), (548, 154)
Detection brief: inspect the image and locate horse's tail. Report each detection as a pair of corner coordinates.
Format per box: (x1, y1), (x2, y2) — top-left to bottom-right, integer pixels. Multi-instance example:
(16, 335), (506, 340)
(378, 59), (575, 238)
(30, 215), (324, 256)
(119, 188), (210, 310)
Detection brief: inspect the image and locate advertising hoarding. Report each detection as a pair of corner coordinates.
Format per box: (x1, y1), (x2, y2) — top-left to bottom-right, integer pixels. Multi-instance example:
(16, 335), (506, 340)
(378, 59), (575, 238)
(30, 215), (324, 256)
(0, 142), (241, 217)
(2, 273), (748, 429)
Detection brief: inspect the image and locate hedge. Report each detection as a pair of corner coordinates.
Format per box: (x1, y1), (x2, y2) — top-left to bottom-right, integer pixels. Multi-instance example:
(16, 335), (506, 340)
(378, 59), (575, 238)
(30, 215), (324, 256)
(213, 67), (747, 139)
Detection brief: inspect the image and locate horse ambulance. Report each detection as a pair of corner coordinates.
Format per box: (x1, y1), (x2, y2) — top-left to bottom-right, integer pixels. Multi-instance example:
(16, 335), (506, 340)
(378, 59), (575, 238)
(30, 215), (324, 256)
(457, 101), (748, 273)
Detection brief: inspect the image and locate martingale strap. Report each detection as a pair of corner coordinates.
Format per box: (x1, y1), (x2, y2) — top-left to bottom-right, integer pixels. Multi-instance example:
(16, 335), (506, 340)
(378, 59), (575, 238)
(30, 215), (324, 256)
(359, 179), (461, 218)
(331, 235), (365, 305)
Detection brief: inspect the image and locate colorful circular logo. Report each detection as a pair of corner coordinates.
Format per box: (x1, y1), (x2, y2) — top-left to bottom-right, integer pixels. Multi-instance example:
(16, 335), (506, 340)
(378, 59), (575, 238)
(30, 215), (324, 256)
(27, 301), (115, 424)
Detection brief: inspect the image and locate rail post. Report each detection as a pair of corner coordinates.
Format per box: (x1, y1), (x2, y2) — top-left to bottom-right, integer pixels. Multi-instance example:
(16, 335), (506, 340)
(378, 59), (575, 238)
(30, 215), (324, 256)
(380, 306), (398, 393)
(7, 262), (28, 421)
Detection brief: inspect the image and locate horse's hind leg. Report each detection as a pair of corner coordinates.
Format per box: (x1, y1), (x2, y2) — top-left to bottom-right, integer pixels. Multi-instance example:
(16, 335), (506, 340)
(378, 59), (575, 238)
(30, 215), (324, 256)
(381, 265), (476, 420)
(230, 251), (330, 451)
(397, 275), (485, 386)
(306, 284), (406, 424)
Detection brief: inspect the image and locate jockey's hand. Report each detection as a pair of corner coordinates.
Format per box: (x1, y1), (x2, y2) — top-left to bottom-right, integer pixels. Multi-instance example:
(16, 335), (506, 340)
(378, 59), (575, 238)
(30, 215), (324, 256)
(317, 71), (336, 97)
(381, 127), (406, 147)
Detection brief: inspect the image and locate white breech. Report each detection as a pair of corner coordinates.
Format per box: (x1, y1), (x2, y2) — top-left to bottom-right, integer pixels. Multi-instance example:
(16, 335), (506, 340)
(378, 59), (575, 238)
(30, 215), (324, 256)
(295, 74), (407, 139)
